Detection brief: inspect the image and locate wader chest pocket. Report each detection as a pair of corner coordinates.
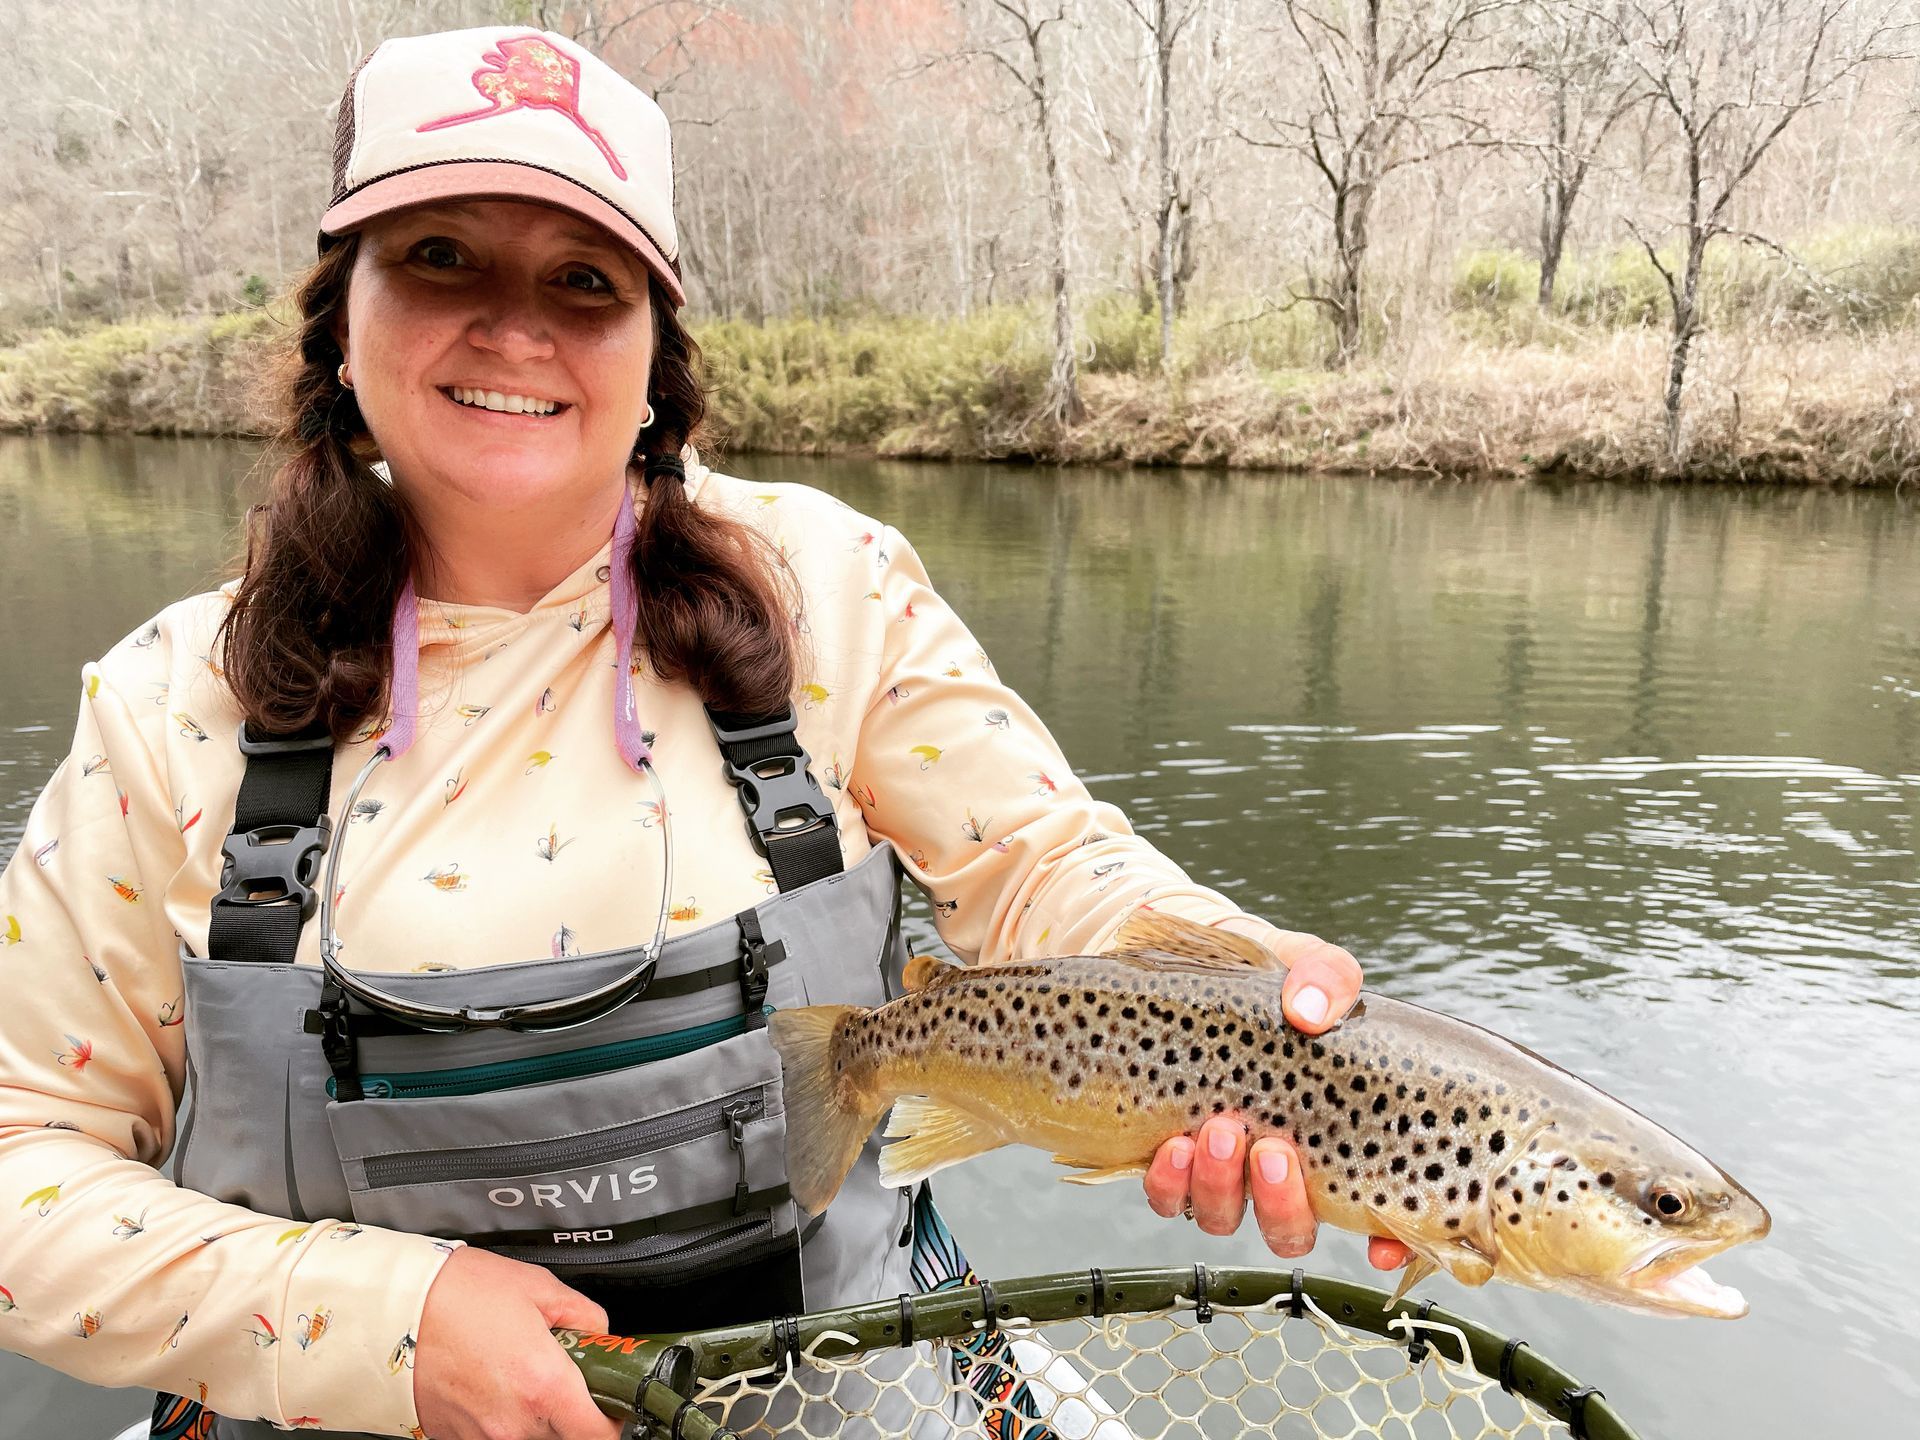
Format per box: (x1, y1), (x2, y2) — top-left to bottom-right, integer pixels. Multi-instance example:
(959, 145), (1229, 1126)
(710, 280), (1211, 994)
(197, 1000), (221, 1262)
(325, 1029), (794, 1276)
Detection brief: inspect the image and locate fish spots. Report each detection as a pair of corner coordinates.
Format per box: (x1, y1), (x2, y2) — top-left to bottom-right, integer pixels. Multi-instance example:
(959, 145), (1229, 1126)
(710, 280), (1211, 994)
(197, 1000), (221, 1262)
(1597, 1172), (1615, 1187)
(1489, 1131), (1507, 1155)
(1467, 1179), (1483, 1202)
(1425, 1163), (1445, 1182)
(1452, 1107), (1469, 1126)
(1403, 1196), (1419, 1212)
(1456, 1146), (1473, 1167)
(1420, 1110), (1437, 1129)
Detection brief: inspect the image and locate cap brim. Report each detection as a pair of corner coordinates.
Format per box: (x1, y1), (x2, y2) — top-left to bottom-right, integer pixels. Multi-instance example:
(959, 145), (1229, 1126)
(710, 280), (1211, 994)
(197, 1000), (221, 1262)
(320, 161), (685, 308)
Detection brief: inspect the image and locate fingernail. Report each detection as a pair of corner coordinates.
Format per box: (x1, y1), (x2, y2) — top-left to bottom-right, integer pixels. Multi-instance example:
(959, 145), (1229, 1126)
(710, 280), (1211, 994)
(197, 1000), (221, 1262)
(1293, 985), (1329, 1027)
(1207, 1123), (1237, 1161)
(1168, 1139), (1193, 1172)
(1257, 1146), (1289, 1186)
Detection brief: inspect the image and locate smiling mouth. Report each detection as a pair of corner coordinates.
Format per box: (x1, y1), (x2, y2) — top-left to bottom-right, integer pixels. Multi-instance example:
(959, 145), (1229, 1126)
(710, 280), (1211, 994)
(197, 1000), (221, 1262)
(441, 386), (568, 418)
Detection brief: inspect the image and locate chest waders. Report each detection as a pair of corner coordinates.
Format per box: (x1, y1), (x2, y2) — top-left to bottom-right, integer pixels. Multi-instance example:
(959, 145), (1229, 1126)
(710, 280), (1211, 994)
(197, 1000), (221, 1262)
(152, 702), (922, 1440)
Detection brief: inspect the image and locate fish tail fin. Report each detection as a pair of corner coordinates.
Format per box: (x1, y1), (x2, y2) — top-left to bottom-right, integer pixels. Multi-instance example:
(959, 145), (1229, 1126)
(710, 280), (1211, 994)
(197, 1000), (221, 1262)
(768, 1004), (884, 1214)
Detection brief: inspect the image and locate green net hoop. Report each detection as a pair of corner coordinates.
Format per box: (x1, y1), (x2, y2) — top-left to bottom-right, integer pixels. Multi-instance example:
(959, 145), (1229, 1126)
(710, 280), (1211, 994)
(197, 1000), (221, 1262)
(558, 1267), (1638, 1440)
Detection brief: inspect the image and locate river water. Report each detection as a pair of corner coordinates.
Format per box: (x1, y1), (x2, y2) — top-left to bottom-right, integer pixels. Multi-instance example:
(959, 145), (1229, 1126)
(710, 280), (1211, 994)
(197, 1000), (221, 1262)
(2, 435), (1915, 1437)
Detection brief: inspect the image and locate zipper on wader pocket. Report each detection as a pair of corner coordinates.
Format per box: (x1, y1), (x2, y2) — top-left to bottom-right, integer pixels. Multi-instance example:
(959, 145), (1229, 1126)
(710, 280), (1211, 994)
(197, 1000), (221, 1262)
(725, 1099), (753, 1215)
(327, 1007), (774, 1099)
(359, 1090), (768, 1190)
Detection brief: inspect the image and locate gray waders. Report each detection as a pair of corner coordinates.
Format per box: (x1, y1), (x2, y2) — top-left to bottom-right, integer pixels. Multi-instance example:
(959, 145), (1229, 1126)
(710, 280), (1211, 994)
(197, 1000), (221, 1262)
(152, 707), (946, 1439)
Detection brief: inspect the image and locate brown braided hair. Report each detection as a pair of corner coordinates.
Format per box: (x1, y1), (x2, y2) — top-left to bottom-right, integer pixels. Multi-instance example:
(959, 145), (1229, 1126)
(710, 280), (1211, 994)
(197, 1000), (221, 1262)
(218, 233), (799, 740)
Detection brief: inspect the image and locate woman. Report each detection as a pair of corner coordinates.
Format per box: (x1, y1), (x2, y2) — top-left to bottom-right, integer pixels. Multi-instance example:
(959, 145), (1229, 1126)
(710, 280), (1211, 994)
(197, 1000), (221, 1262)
(0, 26), (1401, 1440)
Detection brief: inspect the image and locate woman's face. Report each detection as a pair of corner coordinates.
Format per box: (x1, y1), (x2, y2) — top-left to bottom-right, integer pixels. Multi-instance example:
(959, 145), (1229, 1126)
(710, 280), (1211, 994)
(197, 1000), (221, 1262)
(337, 198), (654, 524)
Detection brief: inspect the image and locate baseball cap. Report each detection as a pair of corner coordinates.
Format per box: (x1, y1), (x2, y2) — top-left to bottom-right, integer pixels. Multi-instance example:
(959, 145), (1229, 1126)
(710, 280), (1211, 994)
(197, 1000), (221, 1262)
(320, 26), (685, 308)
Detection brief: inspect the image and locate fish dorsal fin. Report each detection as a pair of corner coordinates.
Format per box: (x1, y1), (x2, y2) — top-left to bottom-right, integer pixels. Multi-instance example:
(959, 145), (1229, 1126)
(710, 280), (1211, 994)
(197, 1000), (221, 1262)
(903, 950), (967, 992)
(1110, 912), (1285, 972)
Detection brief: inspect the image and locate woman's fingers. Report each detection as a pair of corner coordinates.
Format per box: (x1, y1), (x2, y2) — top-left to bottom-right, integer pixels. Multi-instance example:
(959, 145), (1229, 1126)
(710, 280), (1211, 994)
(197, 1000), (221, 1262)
(1368, 1236), (1413, 1270)
(1149, 1126), (1405, 1274)
(1143, 1134), (1195, 1218)
(1274, 935), (1363, 1035)
(1187, 1116), (1248, 1235)
(1247, 1138), (1317, 1258)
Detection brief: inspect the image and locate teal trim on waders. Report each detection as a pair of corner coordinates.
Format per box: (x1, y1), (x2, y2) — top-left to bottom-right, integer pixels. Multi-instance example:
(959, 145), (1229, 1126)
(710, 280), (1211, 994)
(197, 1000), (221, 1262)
(323, 1008), (777, 1098)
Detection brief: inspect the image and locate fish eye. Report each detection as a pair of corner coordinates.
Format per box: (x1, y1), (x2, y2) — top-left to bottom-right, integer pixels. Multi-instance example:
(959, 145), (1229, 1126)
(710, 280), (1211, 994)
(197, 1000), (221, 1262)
(1649, 1186), (1690, 1220)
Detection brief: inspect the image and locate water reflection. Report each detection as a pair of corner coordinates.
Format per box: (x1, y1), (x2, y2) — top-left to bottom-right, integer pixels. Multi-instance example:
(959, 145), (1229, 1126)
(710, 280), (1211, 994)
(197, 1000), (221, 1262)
(2, 439), (1917, 1438)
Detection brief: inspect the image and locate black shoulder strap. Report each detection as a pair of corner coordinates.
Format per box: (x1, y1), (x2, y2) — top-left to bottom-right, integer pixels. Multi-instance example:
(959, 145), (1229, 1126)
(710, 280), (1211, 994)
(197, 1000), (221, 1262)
(205, 724), (335, 966)
(706, 705), (843, 892)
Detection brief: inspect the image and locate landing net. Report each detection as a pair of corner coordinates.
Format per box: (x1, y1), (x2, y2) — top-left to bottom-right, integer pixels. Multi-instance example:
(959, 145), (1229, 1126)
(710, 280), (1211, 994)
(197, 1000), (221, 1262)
(564, 1268), (1635, 1440)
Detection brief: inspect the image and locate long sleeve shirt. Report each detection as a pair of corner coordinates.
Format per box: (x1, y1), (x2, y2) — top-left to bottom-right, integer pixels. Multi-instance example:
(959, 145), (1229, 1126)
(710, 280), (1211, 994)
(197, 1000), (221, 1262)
(0, 452), (1270, 1435)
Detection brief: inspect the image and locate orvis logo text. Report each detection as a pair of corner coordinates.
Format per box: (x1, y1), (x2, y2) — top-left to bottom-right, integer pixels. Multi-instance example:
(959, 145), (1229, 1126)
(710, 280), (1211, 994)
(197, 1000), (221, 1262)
(486, 1165), (657, 1210)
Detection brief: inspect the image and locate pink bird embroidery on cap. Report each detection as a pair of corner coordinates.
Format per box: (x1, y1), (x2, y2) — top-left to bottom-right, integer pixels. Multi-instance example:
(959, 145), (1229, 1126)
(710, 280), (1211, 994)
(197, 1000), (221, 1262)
(418, 35), (628, 181)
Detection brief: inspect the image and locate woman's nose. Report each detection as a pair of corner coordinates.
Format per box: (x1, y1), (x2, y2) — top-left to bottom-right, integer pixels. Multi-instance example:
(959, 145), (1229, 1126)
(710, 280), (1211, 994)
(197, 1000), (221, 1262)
(466, 299), (555, 363)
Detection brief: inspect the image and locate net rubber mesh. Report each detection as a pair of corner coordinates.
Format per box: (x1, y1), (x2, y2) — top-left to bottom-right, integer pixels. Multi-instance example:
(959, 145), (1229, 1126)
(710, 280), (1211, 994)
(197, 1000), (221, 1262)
(688, 1290), (1575, 1439)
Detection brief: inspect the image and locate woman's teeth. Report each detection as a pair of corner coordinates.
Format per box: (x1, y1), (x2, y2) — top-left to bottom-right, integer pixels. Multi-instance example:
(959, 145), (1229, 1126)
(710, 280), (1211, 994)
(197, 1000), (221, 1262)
(448, 387), (561, 416)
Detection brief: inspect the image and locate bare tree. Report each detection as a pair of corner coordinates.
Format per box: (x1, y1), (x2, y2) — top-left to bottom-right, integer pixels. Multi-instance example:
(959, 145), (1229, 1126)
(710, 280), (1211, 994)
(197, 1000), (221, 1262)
(1592, 0), (1915, 465)
(1235, 0), (1518, 367)
(952, 0), (1086, 426)
(1111, 0), (1211, 365)
(1515, 1), (1649, 308)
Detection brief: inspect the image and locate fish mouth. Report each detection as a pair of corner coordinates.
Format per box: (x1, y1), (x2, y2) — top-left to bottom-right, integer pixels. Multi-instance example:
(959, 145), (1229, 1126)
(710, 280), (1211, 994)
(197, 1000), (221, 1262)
(1621, 1239), (1752, 1319)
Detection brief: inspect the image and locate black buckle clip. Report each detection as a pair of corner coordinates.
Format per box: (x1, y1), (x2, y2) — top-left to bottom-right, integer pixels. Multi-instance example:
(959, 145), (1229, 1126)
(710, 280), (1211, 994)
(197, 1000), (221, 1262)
(216, 816), (332, 920)
(712, 710), (836, 859)
(302, 993), (361, 1101)
(736, 914), (781, 1030)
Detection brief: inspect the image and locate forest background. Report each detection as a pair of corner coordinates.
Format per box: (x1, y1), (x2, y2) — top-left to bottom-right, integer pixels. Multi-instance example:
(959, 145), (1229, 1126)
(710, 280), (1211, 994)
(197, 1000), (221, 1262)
(5, 0), (1920, 484)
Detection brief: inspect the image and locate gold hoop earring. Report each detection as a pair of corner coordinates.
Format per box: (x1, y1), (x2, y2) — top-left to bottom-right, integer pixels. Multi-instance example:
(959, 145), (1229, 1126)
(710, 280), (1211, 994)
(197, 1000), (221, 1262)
(336, 363), (353, 390)
(639, 402), (655, 429)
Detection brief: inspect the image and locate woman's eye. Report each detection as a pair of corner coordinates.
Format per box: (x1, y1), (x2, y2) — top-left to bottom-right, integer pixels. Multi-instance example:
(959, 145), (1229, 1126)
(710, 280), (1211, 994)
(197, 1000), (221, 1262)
(561, 266), (614, 295)
(413, 239), (464, 269)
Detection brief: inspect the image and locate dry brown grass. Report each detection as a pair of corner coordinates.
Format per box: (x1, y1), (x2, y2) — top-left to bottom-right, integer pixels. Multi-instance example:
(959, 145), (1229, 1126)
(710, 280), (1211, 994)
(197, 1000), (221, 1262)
(1045, 323), (1920, 486)
(4, 306), (1917, 486)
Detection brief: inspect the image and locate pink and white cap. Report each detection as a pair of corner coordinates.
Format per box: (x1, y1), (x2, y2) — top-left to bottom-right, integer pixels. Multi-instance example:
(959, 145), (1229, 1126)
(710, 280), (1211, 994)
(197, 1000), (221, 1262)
(320, 26), (685, 308)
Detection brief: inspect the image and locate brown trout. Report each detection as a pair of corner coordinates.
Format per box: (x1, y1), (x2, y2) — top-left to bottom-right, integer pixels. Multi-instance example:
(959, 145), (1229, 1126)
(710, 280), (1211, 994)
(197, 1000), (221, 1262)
(769, 913), (1770, 1318)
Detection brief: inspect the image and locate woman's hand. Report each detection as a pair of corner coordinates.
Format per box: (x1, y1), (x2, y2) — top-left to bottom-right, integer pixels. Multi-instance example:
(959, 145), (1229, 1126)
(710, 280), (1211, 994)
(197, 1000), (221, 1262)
(414, 1246), (622, 1440)
(1143, 926), (1411, 1272)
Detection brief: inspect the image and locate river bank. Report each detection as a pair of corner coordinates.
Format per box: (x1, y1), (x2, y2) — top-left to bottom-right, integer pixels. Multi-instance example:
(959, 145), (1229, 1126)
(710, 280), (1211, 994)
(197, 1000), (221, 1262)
(2, 301), (1915, 485)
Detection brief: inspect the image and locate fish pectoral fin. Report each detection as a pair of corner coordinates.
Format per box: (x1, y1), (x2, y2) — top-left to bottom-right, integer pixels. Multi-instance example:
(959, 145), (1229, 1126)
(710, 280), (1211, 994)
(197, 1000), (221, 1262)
(1051, 1155), (1150, 1186)
(877, 1096), (1007, 1188)
(1385, 1256), (1440, 1310)
(902, 951), (967, 992)
(1108, 912), (1285, 972)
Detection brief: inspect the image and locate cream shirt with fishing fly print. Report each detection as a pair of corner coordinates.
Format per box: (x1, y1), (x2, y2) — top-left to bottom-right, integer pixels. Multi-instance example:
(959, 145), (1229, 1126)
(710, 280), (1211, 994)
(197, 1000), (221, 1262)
(0, 455), (1274, 1436)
